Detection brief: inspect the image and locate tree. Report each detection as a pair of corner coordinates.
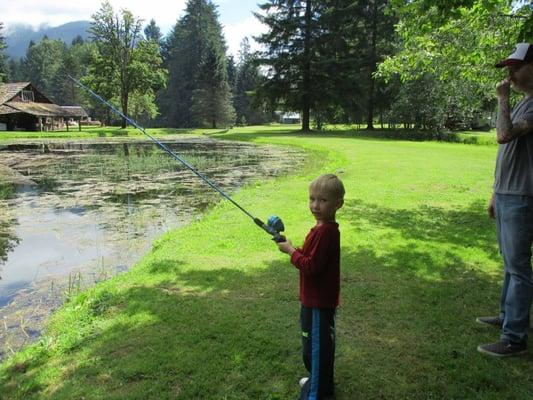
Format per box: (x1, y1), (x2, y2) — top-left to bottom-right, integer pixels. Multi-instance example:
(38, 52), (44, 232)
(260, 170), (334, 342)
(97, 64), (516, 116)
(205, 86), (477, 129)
(355, 0), (397, 129)
(254, 1), (397, 131)
(234, 37), (268, 125)
(0, 22), (8, 83)
(160, 0), (235, 128)
(8, 58), (24, 82)
(51, 40), (94, 106)
(191, 46), (236, 127)
(255, 1), (323, 131)
(89, 1), (166, 128)
(71, 35), (85, 46)
(144, 19), (163, 48)
(379, 0), (525, 131)
(21, 38), (65, 95)
(227, 55), (237, 92)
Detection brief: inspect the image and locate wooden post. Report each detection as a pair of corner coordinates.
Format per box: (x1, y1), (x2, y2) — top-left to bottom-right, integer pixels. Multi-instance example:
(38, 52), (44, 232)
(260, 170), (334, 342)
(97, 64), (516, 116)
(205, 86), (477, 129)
(39, 117), (43, 132)
(66, 117), (69, 132)
(78, 117), (81, 132)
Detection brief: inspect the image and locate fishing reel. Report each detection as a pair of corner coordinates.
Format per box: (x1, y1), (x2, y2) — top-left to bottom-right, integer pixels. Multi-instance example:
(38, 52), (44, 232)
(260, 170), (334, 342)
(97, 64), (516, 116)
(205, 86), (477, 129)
(267, 215), (286, 243)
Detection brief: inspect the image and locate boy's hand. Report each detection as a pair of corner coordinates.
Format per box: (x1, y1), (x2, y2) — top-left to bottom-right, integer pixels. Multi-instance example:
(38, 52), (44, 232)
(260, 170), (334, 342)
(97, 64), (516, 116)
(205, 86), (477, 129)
(277, 239), (295, 255)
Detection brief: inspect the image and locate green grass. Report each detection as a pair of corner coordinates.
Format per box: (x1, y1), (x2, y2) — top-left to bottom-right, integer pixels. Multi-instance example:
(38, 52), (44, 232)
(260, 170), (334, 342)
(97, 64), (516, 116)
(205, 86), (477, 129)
(1, 125), (529, 400)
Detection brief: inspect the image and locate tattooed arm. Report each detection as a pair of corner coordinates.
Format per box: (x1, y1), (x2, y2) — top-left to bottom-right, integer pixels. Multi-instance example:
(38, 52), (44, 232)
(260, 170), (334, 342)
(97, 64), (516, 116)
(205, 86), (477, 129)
(496, 78), (533, 144)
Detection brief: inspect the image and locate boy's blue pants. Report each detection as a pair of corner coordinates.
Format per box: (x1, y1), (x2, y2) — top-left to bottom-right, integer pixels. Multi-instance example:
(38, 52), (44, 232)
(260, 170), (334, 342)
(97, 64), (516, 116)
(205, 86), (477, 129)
(299, 305), (336, 400)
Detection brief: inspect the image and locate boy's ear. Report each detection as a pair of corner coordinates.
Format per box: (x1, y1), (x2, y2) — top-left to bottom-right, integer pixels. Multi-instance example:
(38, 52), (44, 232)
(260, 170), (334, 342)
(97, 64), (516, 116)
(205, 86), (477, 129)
(336, 198), (344, 210)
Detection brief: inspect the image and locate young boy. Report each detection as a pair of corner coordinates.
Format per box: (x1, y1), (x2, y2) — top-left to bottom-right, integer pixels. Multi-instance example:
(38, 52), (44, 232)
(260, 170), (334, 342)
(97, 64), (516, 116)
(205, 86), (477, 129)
(277, 174), (344, 400)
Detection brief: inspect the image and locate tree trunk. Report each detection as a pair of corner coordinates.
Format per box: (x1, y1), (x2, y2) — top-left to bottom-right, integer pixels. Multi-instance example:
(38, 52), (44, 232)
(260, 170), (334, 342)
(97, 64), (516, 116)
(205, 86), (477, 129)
(121, 93), (128, 129)
(366, 0), (378, 130)
(301, 0), (312, 132)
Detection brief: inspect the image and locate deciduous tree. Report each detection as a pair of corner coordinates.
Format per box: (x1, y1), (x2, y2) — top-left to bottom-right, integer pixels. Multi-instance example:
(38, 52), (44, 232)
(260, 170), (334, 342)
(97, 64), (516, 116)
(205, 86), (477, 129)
(89, 1), (166, 128)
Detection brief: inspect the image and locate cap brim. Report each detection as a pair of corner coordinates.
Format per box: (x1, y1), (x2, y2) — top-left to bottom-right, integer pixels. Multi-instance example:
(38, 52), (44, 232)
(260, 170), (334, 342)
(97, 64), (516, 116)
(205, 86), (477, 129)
(495, 59), (524, 68)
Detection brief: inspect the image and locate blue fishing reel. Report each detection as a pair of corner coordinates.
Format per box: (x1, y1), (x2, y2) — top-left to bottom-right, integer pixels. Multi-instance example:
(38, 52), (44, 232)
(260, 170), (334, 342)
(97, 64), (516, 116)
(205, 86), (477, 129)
(267, 215), (286, 243)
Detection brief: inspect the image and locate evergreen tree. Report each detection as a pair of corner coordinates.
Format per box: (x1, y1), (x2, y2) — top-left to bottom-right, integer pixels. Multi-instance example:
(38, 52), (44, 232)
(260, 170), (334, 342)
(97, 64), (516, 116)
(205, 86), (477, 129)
(255, 0), (397, 130)
(255, 1), (323, 131)
(227, 55), (237, 92)
(0, 23), (9, 83)
(161, 0), (235, 127)
(191, 46), (235, 127)
(8, 58), (24, 82)
(144, 19), (162, 45)
(347, 0), (397, 129)
(71, 35), (85, 46)
(52, 41), (94, 105)
(21, 37), (65, 94)
(234, 37), (267, 125)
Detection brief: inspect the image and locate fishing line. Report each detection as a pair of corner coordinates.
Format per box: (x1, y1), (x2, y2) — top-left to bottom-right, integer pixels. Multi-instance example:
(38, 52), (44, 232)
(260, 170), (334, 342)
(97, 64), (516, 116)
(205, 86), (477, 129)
(67, 75), (285, 242)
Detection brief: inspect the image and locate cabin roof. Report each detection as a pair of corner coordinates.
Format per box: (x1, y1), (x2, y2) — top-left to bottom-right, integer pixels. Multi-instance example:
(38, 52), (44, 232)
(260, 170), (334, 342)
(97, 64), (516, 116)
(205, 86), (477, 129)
(4, 101), (82, 117)
(61, 105), (89, 118)
(0, 82), (32, 104)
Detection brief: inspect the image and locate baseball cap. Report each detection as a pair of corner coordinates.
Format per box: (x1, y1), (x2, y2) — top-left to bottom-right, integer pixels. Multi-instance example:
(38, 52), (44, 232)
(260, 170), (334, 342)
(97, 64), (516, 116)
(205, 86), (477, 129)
(495, 43), (533, 68)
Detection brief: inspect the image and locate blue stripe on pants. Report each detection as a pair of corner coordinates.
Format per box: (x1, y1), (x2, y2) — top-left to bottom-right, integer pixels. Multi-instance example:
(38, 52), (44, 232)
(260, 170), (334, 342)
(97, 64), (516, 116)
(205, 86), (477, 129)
(309, 308), (320, 400)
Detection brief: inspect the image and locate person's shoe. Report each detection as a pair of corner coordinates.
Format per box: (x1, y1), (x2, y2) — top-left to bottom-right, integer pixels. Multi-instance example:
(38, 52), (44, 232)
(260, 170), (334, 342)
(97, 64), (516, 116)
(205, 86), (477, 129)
(476, 316), (503, 328)
(299, 377), (309, 388)
(477, 340), (527, 357)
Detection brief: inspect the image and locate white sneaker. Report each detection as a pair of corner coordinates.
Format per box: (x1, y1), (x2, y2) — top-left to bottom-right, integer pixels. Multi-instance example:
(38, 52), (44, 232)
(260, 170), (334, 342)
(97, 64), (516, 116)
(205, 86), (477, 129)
(299, 377), (309, 387)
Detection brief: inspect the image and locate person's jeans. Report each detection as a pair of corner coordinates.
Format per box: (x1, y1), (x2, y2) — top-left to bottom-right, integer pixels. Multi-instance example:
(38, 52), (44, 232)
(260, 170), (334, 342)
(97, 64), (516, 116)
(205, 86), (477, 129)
(496, 193), (533, 344)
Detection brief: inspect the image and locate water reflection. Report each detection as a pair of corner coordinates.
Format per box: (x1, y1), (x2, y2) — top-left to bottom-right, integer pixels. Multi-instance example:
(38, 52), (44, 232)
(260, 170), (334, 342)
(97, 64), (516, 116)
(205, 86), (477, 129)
(0, 137), (303, 359)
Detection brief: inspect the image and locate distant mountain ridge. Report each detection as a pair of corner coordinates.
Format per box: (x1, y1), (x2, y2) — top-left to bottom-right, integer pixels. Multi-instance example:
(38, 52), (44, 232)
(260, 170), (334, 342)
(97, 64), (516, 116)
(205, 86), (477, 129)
(5, 21), (91, 59)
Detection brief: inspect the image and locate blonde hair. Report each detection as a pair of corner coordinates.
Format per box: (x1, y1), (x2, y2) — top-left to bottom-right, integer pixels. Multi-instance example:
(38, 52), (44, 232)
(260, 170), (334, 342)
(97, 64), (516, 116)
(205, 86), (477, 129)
(309, 174), (345, 200)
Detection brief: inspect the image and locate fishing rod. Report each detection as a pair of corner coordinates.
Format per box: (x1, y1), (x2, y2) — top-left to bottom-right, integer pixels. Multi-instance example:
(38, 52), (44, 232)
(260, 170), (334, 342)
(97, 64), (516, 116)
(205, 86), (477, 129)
(67, 75), (286, 242)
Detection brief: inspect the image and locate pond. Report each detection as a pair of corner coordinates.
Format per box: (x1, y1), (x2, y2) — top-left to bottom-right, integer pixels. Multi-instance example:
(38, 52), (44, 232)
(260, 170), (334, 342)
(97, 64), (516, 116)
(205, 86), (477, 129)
(0, 136), (303, 360)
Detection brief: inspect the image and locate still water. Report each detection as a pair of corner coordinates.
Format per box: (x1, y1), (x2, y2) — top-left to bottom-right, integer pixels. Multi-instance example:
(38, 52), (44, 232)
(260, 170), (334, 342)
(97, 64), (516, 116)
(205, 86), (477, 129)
(0, 136), (302, 359)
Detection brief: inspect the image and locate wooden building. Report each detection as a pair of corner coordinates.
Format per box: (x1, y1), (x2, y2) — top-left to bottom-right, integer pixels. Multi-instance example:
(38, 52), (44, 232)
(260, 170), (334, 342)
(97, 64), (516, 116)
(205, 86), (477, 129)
(0, 82), (89, 132)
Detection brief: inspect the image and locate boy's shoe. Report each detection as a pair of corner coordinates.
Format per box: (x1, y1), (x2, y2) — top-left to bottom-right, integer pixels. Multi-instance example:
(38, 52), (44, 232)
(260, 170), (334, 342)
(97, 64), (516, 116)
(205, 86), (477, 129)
(476, 316), (503, 328)
(299, 377), (309, 388)
(477, 340), (527, 357)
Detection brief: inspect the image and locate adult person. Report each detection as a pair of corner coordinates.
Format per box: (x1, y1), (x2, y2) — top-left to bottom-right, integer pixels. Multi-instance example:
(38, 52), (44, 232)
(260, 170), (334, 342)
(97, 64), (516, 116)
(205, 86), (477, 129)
(477, 43), (533, 357)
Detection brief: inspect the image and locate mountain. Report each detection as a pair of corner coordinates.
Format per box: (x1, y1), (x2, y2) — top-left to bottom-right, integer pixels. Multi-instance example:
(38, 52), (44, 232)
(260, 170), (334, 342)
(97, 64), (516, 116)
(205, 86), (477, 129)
(5, 21), (91, 59)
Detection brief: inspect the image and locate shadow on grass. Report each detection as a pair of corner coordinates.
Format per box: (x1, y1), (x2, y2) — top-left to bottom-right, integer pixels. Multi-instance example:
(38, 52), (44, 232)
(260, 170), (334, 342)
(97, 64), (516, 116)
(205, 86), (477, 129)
(342, 198), (501, 264)
(2, 203), (532, 400)
(219, 127), (478, 145)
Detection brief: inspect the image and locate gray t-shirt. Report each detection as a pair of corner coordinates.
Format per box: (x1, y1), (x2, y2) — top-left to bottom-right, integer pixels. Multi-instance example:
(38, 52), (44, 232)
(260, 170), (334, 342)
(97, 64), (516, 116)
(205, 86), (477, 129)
(494, 96), (533, 196)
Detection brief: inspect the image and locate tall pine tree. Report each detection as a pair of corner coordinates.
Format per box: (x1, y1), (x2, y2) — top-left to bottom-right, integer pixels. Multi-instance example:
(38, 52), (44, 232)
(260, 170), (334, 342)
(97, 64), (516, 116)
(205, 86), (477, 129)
(21, 37), (65, 95)
(0, 22), (8, 83)
(234, 38), (267, 125)
(161, 0), (235, 128)
(256, 0), (397, 130)
(255, 1), (326, 131)
(51, 40), (93, 106)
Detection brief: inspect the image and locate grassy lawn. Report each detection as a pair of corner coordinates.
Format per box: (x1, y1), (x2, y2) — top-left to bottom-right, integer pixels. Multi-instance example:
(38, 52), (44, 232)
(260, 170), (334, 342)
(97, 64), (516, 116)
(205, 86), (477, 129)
(1, 125), (530, 399)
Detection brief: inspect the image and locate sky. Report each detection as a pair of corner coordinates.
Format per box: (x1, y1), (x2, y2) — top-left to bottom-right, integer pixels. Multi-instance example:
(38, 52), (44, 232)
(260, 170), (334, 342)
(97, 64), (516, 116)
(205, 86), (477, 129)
(0, 0), (267, 57)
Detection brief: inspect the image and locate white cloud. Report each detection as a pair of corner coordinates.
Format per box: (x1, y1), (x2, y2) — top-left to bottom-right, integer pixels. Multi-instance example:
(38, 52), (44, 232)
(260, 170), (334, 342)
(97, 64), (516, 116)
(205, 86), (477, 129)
(1, 0), (187, 33)
(0, 0), (266, 58)
(223, 16), (267, 58)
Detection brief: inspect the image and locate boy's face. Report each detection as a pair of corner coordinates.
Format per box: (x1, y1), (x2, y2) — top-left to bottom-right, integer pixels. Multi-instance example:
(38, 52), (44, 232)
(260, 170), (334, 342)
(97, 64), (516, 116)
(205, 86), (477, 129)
(309, 187), (343, 224)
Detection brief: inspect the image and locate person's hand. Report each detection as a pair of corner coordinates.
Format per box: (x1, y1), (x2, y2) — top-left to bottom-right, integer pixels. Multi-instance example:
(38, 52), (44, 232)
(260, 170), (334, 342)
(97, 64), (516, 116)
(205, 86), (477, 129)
(487, 193), (496, 219)
(496, 78), (510, 99)
(277, 239), (295, 255)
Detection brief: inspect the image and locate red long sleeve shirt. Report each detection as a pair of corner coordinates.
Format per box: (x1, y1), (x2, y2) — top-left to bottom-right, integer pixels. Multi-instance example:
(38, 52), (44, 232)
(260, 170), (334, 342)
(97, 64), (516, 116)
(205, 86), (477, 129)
(290, 222), (340, 308)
